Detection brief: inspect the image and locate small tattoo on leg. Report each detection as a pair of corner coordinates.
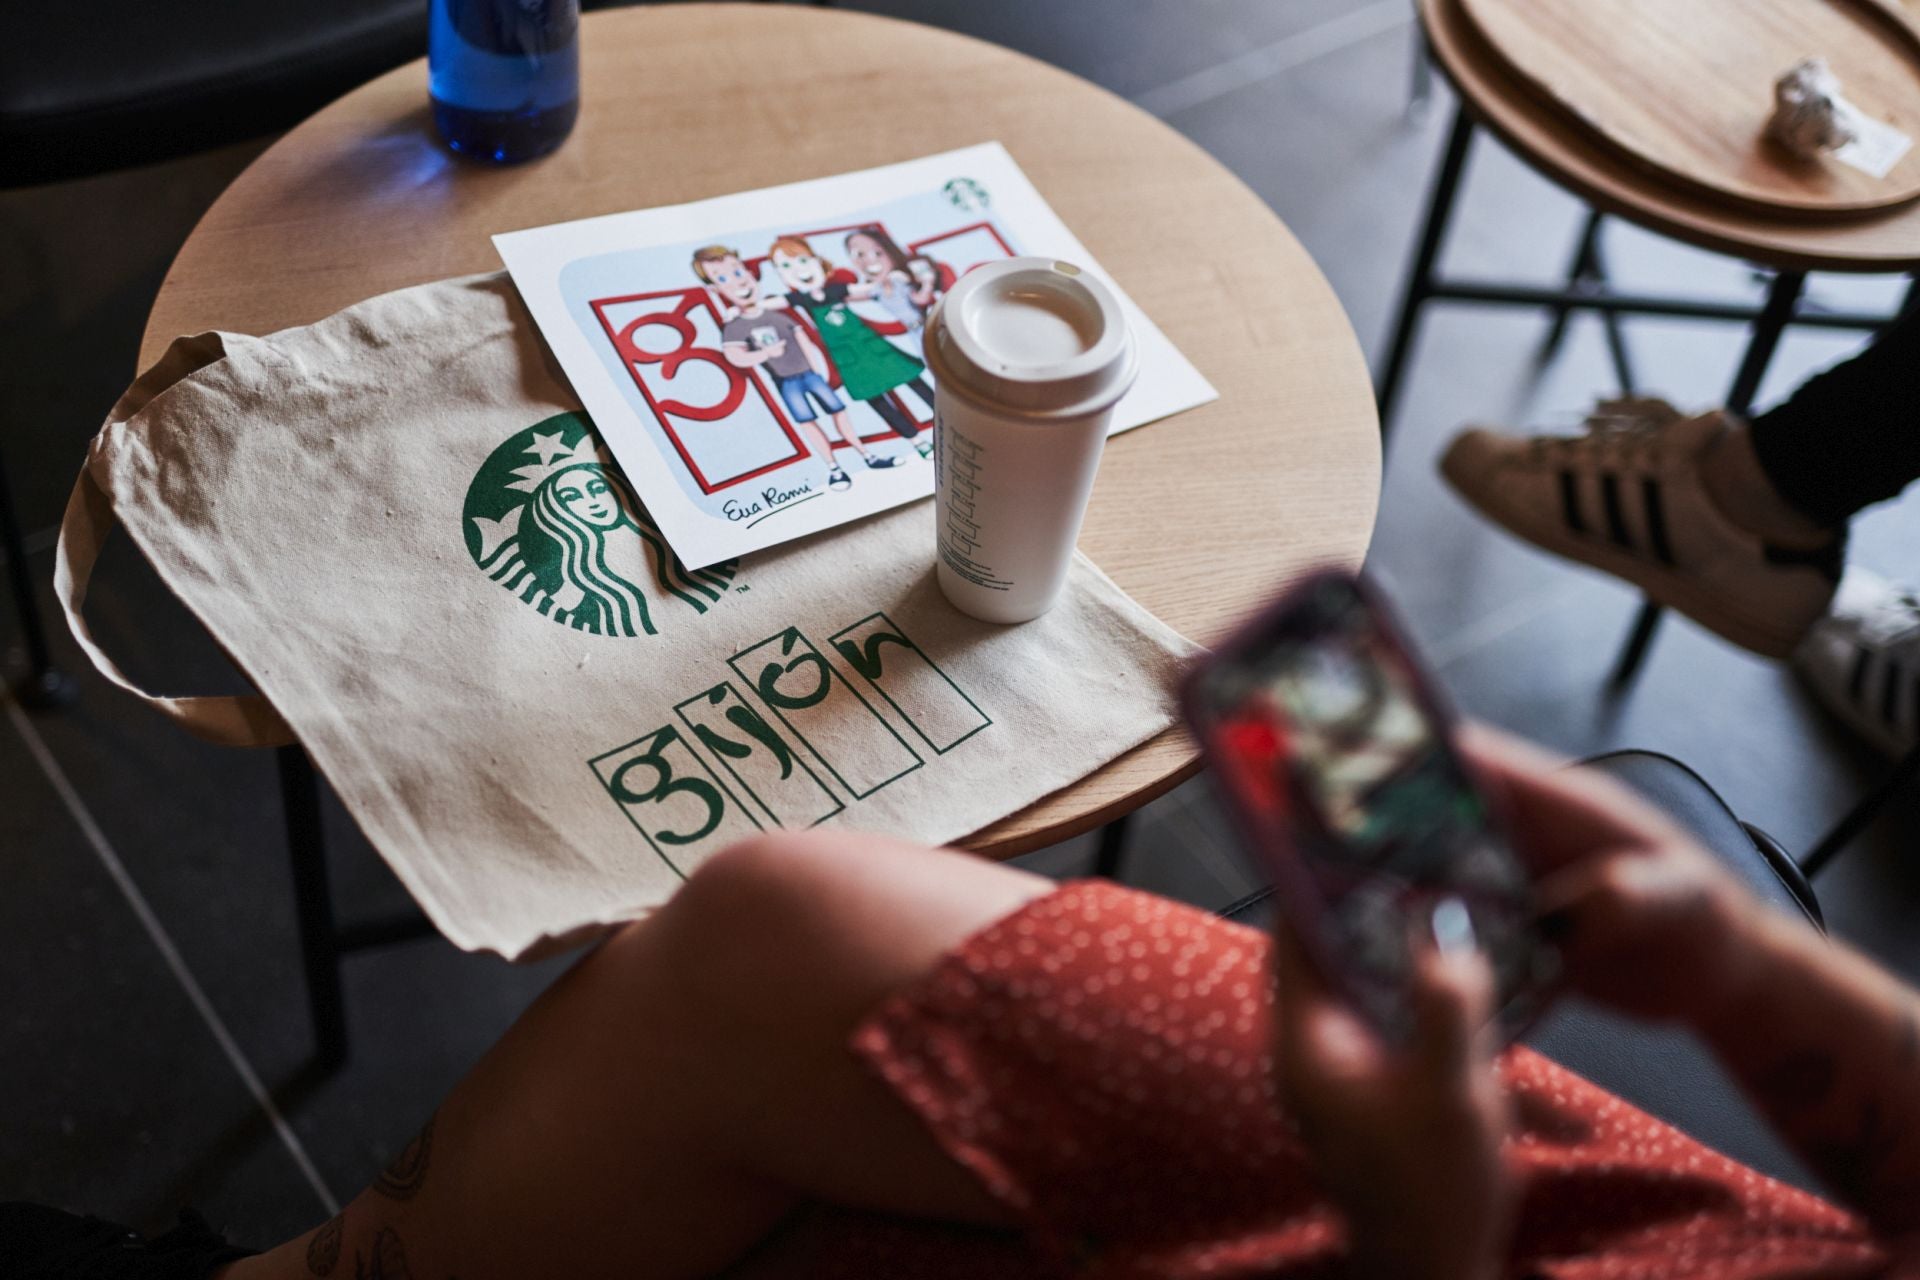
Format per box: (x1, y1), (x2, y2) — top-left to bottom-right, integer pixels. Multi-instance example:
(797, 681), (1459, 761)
(306, 1213), (345, 1277)
(353, 1226), (413, 1280)
(373, 1114), (436, 1201)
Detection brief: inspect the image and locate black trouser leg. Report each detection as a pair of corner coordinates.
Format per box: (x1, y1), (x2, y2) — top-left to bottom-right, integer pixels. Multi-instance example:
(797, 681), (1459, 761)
(279, 746), (348, 1071)
(1376, 105), (1475, 444)
(1609, 270), (1807, 688)
(868, 394), (920, 441)
(0, 441), (74, 709)
(903, 377), (935, 414)
(1747, 301), (1920, 527)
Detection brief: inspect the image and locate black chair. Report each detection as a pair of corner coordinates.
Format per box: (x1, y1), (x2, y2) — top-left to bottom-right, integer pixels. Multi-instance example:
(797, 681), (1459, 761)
(1, 0), (433, 707)
(5, 0), (662, 1071)
(0, 445), (68, 706)
(1214, 749), (1822, 1188)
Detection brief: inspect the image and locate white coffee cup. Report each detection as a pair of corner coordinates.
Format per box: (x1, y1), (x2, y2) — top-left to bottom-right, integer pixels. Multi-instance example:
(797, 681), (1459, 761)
(924, 257), (1138, 624)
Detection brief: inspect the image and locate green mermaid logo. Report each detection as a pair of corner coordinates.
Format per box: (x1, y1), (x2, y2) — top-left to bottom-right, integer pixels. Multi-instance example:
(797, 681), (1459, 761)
(464, 412), (740, 636)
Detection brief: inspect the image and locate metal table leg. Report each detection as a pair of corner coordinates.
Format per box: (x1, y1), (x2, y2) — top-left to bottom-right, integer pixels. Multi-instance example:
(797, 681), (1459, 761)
(1376, 104), (1475, 442)
(1092, 812), (1135, 881)
(1409, 24), (1435, 116)
(1800, 742), (1920, 878)
(279, 745), (348, 1070)
(1539, 210), (1637, 393)
(1606, 601), (1666, 691)
(1723, 271), (1808, 415)
(1539, 209), (1603, 362)
(1608, 269), (1806, 690)
(0, 441), (76, 709)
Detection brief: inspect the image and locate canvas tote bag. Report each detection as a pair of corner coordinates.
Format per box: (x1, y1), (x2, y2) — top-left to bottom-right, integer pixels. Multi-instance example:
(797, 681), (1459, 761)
(55, 272), (1197, 959)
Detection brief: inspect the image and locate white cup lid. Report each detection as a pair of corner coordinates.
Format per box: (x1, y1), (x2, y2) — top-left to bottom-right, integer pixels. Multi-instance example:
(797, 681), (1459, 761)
(927, 257), (1137, 418)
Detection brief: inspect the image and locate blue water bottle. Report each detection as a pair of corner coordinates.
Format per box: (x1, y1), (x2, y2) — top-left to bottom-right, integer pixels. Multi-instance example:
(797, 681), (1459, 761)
(430, 0), (580, 164)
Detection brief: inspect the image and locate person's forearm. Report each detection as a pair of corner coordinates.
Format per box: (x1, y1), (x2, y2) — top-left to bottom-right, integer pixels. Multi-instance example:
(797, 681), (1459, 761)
(1699, 904), (1920, 1233)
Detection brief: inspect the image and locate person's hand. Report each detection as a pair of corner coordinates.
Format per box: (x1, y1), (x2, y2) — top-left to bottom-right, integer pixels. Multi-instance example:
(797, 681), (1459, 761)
(762, 339), (787, 361)
(1274, 920), (1511, 1280)
(1457, 725), (1760, 1024)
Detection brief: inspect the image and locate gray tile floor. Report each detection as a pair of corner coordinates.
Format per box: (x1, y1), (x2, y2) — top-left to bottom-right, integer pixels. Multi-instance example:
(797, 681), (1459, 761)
(4, 0), (1917, 1250)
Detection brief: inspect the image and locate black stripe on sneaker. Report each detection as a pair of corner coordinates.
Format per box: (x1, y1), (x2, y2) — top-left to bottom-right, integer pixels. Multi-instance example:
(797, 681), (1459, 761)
(1599, 472), (1634, 551)
(1762, 541), (1844, 583)
(1558, 470), (1586, 535)
(1849, 644), (1873, 704)
(1883, 659), (1904, 729)
(1640, 478), (1677, 567)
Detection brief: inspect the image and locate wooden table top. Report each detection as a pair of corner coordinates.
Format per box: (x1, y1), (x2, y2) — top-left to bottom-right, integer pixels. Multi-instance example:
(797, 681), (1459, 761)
(138, 1), (1381, 858)
(1423, 0), (1920, 273)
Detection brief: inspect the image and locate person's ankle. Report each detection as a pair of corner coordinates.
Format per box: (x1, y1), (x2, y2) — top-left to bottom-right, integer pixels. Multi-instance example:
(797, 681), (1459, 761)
(1700, 415), (1838, 549)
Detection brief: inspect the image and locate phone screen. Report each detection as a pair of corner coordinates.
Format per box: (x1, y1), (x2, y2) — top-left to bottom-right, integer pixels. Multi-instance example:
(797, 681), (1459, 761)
(1186, 575), (1554, 1039)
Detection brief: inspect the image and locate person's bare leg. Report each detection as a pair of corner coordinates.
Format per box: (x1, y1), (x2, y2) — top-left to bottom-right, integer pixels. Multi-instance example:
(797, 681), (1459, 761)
(225, 834), (1050, 1280)
(797, 418), (841, 471)
(826, 407), (871, 462)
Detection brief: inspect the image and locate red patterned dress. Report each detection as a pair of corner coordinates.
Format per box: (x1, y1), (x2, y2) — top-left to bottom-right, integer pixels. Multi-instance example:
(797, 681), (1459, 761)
(755, 881), (1888, 1279)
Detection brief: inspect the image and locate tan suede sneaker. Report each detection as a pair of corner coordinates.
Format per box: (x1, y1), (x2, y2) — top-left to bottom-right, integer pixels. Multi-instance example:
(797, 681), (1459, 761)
(1441, 399), (1842, 659)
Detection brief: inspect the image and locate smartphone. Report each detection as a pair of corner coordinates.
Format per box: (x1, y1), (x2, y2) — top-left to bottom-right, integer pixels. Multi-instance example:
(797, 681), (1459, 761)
(1181, 571), (1556, 1041)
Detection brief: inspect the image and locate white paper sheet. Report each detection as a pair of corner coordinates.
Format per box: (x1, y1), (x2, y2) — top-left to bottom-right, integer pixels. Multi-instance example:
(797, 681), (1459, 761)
(1834, 103), (1913, 180)
(495, 143), (1217, 570)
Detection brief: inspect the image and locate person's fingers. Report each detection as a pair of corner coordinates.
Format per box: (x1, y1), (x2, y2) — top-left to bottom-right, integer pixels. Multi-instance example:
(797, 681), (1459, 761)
(1452, 721), (1571, 777)
(1407, 923), (1497, 1083)
(1531, 852), (1751, 1020)
(1295, 1001), (1385, 1094)
(1272, 922), (1384, 1095)
(1530, 856), (1614, 931)
(1455, 723), (1687, 873)
(1533, 850), (1728, 942)
(1271, 918), (1333, 1050)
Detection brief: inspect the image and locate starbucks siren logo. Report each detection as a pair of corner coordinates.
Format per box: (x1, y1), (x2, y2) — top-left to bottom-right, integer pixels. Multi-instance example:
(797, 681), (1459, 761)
(463, 412), (740, 637)
(942, 176), (989, 212)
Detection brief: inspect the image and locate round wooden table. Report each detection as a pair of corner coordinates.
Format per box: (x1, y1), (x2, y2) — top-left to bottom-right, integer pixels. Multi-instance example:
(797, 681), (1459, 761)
(1423, 0), (1920, 271)
(139, 1), (1380, 857)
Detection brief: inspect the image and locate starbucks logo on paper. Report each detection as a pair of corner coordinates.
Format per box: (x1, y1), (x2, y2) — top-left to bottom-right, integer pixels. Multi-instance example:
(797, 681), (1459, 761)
(463, 412), (741, 637)
(943, 177), (989, 212)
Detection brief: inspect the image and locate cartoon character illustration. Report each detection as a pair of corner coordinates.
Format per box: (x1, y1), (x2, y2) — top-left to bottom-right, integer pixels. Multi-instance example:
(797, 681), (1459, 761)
(482, 427), (731, 637)
(903, 252), (951, 307)
(766, 235), (937, 450)
(692, 244), (902, 492)
(845, 227), (938, 344)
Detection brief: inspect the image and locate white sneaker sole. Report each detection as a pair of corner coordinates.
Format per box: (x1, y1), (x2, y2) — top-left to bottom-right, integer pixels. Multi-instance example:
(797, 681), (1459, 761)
(1793, 570), (1919, 758)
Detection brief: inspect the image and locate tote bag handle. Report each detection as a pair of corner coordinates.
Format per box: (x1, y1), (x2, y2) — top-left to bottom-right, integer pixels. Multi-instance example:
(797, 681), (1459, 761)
(54, 463), (296, 749)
